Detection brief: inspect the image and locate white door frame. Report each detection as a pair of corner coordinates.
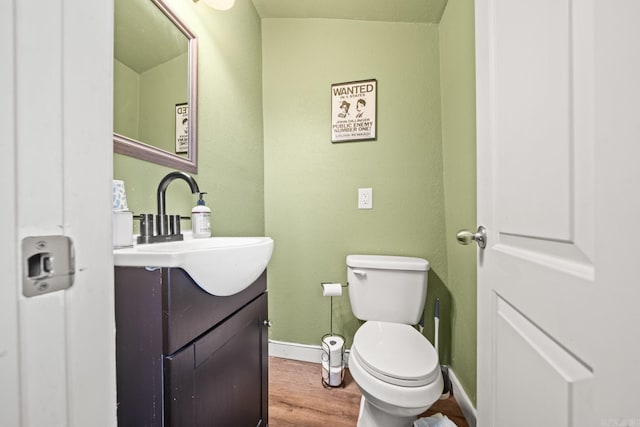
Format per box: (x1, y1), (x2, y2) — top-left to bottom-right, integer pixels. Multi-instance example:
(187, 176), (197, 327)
(2, 0), (117, 425)
(0, 0), (20, 424)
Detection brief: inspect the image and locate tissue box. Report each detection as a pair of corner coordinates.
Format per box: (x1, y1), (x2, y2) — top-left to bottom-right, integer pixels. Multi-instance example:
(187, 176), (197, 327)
(113, 211), (133, 248)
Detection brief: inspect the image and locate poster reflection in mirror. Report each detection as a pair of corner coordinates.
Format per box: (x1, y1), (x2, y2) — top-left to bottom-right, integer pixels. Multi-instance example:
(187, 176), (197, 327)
(175, 103), (188, 153)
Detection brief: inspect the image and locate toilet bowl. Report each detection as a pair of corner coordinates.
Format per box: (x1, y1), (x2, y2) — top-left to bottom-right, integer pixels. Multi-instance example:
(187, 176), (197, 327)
(349, 321), (443, 427)
(346, 255), (442, 427)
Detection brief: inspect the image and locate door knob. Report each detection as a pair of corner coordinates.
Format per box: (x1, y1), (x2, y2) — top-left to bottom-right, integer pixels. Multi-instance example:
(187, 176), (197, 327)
(456, 226), (487, 249)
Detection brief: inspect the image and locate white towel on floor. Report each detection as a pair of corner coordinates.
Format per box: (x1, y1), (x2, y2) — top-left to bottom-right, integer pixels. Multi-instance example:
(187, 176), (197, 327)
(413, 413), (457, 427)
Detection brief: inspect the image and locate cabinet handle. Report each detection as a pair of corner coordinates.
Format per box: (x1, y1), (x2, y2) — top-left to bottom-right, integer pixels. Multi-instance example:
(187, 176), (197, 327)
(263, 319), (272, 328)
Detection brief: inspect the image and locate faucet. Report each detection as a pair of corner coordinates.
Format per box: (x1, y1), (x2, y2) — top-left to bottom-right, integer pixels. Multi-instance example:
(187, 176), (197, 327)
(137, 171), (200, 244)
(156, 171), (200, 236)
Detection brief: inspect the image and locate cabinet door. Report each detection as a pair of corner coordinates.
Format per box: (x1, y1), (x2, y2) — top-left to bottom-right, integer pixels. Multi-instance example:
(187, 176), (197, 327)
(165, 344), (196, 426)
(165, 293), (268, 426)
(164, 269), (267, 355)
(115, 267), (165, 427)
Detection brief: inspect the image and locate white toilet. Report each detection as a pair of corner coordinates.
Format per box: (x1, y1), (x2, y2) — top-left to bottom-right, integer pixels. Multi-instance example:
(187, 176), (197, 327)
(347, 255), (443, 427)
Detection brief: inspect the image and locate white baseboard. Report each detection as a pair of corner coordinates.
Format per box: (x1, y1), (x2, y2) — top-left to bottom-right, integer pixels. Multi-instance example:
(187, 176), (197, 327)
(270, 340), (476, 427)
(448, 368), (477, 427)
(269, 339), (351, 366)
(269, 340), (324, 363)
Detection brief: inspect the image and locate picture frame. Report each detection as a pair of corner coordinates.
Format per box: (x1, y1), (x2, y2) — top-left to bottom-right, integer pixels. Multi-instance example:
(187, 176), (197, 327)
(175, 103), (189, 153)
(331, 79), (377, 143)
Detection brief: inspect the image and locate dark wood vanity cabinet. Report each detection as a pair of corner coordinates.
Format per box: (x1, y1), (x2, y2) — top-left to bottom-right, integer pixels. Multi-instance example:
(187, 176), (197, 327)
(115, 267), (268, 427)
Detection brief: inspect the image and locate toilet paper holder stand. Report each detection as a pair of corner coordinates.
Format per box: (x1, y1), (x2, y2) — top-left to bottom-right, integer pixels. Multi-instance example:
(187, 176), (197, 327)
(320, 282), (348, 388)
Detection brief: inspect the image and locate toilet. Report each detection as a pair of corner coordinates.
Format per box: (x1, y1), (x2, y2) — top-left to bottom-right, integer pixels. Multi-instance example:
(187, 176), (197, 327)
(347, 255), (443, 427)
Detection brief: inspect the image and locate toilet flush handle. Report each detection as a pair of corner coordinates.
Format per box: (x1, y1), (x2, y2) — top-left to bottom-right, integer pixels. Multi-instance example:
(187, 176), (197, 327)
(352, 269), (367, 277)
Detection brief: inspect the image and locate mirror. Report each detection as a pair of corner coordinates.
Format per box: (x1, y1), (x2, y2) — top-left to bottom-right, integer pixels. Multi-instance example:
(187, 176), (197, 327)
(114, 0), (198, 173)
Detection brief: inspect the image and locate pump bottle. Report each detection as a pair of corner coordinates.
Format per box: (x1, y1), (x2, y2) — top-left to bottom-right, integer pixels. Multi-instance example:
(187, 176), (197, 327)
(191, 192), (211, 238)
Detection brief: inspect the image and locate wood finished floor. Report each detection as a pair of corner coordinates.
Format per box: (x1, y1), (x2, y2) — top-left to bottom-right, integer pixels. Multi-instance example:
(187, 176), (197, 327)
(268, 357), (469, 427)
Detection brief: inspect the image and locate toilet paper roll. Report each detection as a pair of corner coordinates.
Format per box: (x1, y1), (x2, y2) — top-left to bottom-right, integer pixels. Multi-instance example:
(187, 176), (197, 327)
(322, 335), (344, 368)
(322, 282), (342, 297)
(322, 360), (343, 386)
(112, 180), (129, 211)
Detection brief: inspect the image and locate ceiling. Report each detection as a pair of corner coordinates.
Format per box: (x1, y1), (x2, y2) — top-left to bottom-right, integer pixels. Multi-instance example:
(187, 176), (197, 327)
(115, 0), (448, 74)
(251, 0), (448, 24)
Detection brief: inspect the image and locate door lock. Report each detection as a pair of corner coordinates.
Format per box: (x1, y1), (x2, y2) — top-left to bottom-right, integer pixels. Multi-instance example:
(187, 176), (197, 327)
(22, 236), (75, 297)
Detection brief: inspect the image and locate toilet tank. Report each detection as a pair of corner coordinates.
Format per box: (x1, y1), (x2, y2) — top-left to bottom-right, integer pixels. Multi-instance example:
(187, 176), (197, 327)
(346, 255), (430, 325)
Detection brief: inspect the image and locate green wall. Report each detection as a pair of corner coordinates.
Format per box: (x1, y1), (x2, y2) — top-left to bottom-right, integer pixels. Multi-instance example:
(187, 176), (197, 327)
(113, 60), (140, 139)
(114, 0), (478, 405)
(114, 0), (265, 237)
(114, 53), (188, 154)
(138, 53), (188, 154)
(262, 18), (450, 354)
(440, 0), (478, 404)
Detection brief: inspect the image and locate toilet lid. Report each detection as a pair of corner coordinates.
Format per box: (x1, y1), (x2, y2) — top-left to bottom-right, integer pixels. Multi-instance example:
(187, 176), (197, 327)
(352, 321), (440, 387)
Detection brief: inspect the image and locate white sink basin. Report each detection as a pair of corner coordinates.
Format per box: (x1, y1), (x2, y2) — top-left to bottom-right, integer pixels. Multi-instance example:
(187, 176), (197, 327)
(113, 234), (274, 296)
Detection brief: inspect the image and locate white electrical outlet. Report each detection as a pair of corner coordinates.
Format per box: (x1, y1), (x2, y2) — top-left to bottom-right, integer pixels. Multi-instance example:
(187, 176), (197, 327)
(358, 188), (373, 209)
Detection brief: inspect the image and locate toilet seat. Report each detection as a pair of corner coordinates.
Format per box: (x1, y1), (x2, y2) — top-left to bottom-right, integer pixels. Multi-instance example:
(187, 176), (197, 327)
(351, 321), (440, 387)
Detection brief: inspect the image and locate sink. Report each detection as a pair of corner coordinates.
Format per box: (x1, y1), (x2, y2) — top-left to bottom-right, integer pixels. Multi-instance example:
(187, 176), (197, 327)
(113, 234), (274, 296)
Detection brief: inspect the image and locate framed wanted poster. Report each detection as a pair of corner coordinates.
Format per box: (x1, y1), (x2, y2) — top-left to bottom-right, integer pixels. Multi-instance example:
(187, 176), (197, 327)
(331, 79), (377, 143)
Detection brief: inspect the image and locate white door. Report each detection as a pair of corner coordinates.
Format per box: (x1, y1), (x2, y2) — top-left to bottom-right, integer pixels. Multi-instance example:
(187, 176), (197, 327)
(1, 0), (117, 426)
(475, 0), (640, 426)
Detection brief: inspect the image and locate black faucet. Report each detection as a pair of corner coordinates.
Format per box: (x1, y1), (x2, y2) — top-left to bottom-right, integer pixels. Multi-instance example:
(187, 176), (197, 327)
(137, 171), (200, 244)
(156, 171), (200, 236)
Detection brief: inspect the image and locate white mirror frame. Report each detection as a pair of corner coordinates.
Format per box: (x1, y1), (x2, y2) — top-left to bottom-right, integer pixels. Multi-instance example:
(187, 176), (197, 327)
(113, 0), (198, 173)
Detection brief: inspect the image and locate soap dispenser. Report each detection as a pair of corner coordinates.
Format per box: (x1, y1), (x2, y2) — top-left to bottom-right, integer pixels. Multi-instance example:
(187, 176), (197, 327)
(191, 192), (211, 238)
